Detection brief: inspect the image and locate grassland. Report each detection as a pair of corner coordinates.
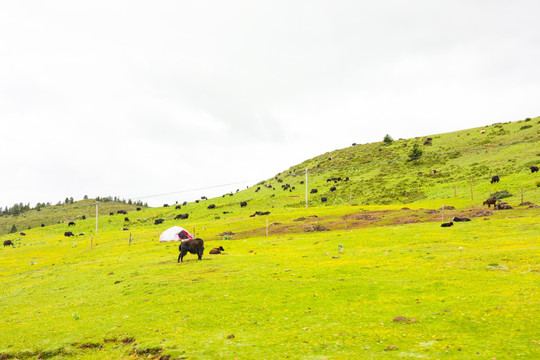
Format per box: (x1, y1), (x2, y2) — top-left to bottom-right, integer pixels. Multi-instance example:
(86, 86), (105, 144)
(0, 117), (539, 359)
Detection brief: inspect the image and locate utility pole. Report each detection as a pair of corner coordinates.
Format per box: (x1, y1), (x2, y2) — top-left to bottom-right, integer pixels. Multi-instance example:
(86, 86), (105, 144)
(305, 168), (308, 208)
(95, 201), (99, 235)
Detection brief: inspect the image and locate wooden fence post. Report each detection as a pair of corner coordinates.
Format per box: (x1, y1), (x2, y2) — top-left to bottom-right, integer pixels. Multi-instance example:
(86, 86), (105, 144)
(90, 236), (93, 250)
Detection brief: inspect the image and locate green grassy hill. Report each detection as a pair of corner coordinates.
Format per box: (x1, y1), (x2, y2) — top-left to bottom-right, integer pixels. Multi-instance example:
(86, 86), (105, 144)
(0, 200), (146, 236)
(0, 117), (539, 359)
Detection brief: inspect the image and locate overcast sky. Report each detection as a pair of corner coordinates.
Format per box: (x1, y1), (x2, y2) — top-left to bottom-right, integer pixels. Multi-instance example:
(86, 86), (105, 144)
(1, 0), (539, 208)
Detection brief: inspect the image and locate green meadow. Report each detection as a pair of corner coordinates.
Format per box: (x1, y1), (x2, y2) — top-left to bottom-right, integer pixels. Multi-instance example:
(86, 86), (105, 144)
(1, 117), (539, 359)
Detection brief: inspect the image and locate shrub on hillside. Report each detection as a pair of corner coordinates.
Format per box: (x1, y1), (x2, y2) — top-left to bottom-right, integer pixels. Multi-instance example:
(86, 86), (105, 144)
(520, 124), (532, 130)
(407, 143), (423, 162)
(491, 190), (512, 200)
(383, 134), (393, 144)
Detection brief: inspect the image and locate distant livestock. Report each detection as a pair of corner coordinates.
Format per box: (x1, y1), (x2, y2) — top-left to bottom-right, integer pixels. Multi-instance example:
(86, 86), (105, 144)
(250, 211), (270, 217)
(207, 204), (216, 209)
(310, 189), (318, 194)
(136, 207), (141, 211)
(64, 231), (74, 237)
(531, 166), (539, 173)
(174, 213), (189, 220)
(240, 201), (247, 208)
(483, 198), (497, 208)
(178, 238), (205, 262)
(441, 222), (454, 227)
(496, 203), (513, 210)
(201, 196), (208, 200)
(68, 222), (76, 226)
(183, 201), (187, 206)
(209, 246), (225, 254)
(122, 228), (129, 231)
(124, 217), (130, 222)
(41, 224), (45, 227)
(109, 212), (114, 216)
(20, 232), (26, 236)
(175, 205), (181, 209)
(163, 204), (169, 207)
(3, 240), (13, 247)
(452, 217), (471, 222)
(81, 215), (86, 220)
(321, 197), (327, 203)
(491, 175), (500, 184)
(117, 210), (127, 215)
(330, 186), (336, 192)
(154, 218), (165, 225)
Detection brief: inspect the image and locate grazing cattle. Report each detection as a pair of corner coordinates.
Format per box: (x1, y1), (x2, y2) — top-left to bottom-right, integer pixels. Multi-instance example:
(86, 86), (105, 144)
(491, 175), (500, 184)
(330, 186), (336, 192)
(79, 233), (85, 236)
(163, 204), (169, 207)
(431, 169), (437, 174)
(440, 222), (454, 227)
(109, 212), (114, 216)
(452, 217), (471, 222)
(117, 210), (127, 215)
(81, 215), (86, 220)
(154, 218), (165, 225)
(20, 232), (26, 236)
(124, 217), (130, 222)
(531, 166), (539, 173)
(310, 189), (318, 194)
(250, 211), (271, 217)
(175, 205), (181, 209)
(481, 129), (486, 134)
(483, 198), (497, 208)
(122, 228), (129, 231)
(240, 201), (247, 208)
(41, 223), (45, 227)
(68, 221), (76, 226)
(64, 231), (74, 237)
(136, 207), (141, 211)
(178, 238), (205, 262)
(223, 211), (230, 214)
(174, 213), (189, 220)
(424, 137), (432, 145)
(195, 200), (199, 203)
(209, 246), (225, 254)
(3, 240), (14, 247)
(201, 196), (207, 200)
(183, 201), (187, 206)
(321, 197), (327, 203)
(207, 204), (216, 209)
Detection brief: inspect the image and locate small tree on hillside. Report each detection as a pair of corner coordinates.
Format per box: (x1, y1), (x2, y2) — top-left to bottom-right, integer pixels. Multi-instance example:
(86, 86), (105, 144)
(383, 134), (393, 144)
(408, 143), (423, 162)
(9, 224), (17, 233)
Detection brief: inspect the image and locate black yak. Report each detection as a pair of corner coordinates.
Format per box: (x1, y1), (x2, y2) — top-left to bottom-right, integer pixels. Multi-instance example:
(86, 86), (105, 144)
(3, 240), (14, 247)
(491, 175), (500, 184)
(68, 221), (76, 226)
(178, 238), (205, 262)
(441, 222), (454, 227)
(452, 217), (471, 222)
(531, 166), (539, 173)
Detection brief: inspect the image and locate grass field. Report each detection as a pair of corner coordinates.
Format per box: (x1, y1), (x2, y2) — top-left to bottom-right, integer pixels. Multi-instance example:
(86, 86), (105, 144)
(1, 204), (539, 359)
(1, 118), (539, 359)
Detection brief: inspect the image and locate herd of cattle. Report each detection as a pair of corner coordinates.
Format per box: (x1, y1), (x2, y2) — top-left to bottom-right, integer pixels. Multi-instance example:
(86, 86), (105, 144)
(2, 165), (538, 249)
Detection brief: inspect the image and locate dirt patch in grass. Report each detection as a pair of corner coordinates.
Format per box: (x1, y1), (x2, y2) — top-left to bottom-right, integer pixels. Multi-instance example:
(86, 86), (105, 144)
(470, 210), (493, 218)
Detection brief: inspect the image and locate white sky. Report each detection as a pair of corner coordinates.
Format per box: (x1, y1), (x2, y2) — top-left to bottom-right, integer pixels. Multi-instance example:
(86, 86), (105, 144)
(1, 0), (539, 208)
